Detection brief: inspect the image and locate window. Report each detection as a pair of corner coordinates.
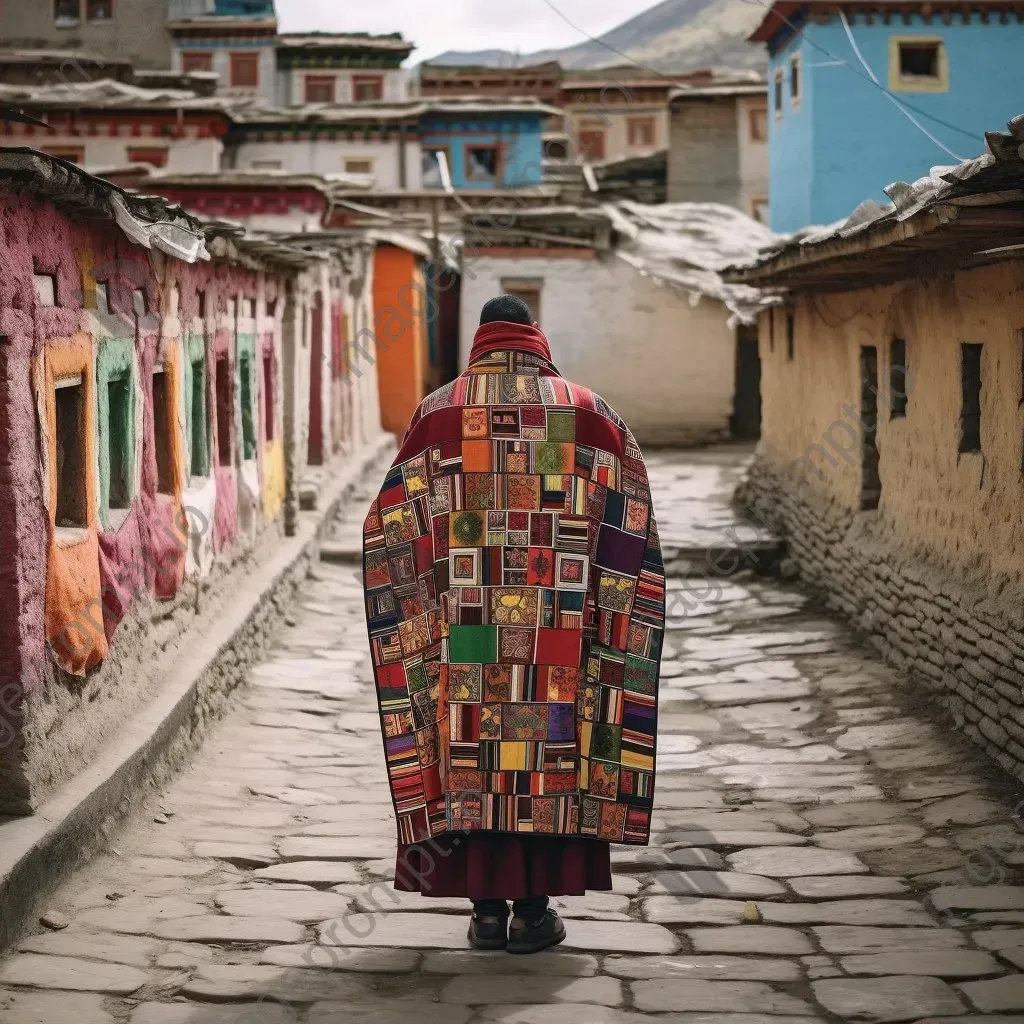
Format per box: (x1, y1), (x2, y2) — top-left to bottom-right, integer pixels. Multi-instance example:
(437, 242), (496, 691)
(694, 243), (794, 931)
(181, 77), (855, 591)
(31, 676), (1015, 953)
(181, 51), (214, 74)
(107, 375), (132, 511)
(627, 116), (657, 148)
(266, 298), (277, 318)
(466, 145), (499, 182)
(790, 53), (802, 108)
(890, 37), (948, 92)
(239, 353), (256, 460)
(263, 353), (275, 441)
(960, 343), (982, 453)
(344, 157), (375, 175)
(773, 70), (784, 119)
(422, 147), (449, 189)
(860, 347), (881, 510)
(230, 52), (260, 89)
(352, 74), (384, 101)
(786, 311), (795, 361)
(190, 358), (207, 477)
(768, 309), (775, 353)
(197, 289), (206, 319)
(501, 278), (542, 325)
(751, 198), (770, 224)
(86, 0), (111, 18)
(127, 147), (168, 168)
(889, 338), (908, 418)
(34, 273), (57, 307)
(43, 147), (84, 164)
(545, 139), (569, 161)
(54, 0), (79, 25)
(55, 376), (87, 529)
(304, 75), (336, 104)
(216, 355), (232, 467)
(749, 105), (768, 142)
(152, 369), (174, 494)
(578, 128), (606, 161)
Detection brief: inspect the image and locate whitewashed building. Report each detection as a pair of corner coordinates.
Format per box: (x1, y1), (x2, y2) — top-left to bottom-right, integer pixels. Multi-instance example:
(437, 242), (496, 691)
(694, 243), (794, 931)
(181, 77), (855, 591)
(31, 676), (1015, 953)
(459, 203), (778, 445)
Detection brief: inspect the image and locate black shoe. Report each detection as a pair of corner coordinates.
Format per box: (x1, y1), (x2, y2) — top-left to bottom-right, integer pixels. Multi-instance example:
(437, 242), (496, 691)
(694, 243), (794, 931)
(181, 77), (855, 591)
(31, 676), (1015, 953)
(468, 902), (509, 950)
(506, 907), (566, 954)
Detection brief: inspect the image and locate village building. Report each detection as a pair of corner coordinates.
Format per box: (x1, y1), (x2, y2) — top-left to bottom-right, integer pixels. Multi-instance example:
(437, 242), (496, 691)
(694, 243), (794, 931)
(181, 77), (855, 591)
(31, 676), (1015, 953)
(725, 115), (1024, 783)
(459, 202), (775, 445)
(0, 79), (234, 172)
(559, 66), (675, 165)
(667, 75), (770, 223)
(750, 0), (1024, 231)
(0, 147), (384, 816)
(419, 99), (559, 190)
(274, 32), (414, 106)
(0, 0), (173, 70)
(169, 0), (278, 105)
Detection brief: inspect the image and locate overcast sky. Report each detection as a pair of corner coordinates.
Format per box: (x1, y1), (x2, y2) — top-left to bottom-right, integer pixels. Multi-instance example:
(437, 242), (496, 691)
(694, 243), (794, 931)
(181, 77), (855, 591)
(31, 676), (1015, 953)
(277, 0), (659, 63)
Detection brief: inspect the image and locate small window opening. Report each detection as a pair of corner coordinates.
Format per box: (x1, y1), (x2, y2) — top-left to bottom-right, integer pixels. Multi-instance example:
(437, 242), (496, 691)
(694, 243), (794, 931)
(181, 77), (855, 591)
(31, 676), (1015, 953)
(266, 298), (277, 318)
(107, 375), (132, 510)
(34, 273), (57, 307)
(239, 352), (256, 460)
(466, 146), (499, 181)
(133, 289), (147, 317)
(960, 343), (982, 453)
(55, 375), (87, 529)
(889, 338), (908, 418)
(216, 355), (232, 467)
(899, 42), (940, 79)
(197, 289), (206, 320)
(263, 353), (275, 442)
(786, 311), (795, 361)
(859, 346), (881, 510)
(152, 369), (174, 495)
(773, 70), (784, 117)
(190, 358), (207, 477)
(790, 54), (801, 103)
(95, 281), (109, 314)
(768, 310), (775, 352)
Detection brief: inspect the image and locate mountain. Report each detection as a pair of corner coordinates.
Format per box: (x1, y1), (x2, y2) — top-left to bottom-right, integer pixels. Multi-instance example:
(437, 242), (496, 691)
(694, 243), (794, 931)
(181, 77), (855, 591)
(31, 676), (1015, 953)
(425, 0), (767, 73)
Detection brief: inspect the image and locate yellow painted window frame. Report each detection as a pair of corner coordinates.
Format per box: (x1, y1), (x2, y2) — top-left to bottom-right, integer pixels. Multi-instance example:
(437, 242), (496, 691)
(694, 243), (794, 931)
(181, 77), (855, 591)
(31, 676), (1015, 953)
(888, 35), (949, 93)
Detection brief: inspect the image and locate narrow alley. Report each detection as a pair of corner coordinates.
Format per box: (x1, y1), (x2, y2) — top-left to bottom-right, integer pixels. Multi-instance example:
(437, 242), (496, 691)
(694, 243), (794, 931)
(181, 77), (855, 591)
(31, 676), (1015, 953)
(2, 450), (1022, 1024)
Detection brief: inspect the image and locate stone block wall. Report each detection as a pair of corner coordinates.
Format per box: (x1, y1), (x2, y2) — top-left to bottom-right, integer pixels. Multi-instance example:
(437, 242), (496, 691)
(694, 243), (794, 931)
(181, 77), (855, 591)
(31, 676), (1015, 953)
(739, 457), (1024, 787)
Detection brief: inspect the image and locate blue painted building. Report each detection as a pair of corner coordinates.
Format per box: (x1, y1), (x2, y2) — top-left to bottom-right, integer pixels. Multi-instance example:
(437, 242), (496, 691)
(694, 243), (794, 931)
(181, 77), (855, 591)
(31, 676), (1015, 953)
(753, 0), (1024, 231)
(418, 103), (553, 190)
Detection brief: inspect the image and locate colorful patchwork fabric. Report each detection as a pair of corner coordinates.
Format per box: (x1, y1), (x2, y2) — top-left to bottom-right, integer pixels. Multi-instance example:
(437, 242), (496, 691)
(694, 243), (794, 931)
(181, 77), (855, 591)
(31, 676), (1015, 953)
(363, 331), (665, 845)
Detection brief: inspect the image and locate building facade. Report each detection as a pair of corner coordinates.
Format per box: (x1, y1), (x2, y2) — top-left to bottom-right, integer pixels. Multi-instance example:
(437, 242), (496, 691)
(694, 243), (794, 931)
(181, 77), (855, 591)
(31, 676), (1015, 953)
(0, 80), (231, 173)
(727, 118), (1024, 784)
(274, 33), (413, 107)
(752, 0), (1024, 231)
(667, 80), (770, 222)
(460, 206), (773, 446)
(560, 67), (673, 165)
(0, 148), (383, 815)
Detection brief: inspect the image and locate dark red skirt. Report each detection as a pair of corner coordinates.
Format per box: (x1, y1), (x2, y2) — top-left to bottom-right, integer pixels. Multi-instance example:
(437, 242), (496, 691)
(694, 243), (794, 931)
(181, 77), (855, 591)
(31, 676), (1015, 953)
(395, 833), (612, 901)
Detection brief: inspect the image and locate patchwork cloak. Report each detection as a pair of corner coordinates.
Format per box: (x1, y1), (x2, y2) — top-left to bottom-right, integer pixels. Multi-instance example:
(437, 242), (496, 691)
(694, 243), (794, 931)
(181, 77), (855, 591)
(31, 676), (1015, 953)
(362, 322), (665, 846)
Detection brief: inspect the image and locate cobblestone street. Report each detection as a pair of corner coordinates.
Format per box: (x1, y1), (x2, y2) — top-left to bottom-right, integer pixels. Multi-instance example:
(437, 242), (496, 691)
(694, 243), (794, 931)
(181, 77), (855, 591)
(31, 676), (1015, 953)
(3, 450), (1024, 1024)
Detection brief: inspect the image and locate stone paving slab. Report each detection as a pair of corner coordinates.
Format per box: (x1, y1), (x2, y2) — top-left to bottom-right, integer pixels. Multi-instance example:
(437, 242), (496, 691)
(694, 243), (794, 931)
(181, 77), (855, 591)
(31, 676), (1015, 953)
(4, 452), (1024, 1023)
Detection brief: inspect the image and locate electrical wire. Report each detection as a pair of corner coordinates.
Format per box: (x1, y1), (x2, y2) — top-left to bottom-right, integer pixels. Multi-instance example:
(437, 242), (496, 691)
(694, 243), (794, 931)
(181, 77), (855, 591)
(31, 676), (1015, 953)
(837, 8), (966, 160)
(536, 0), (984, 143)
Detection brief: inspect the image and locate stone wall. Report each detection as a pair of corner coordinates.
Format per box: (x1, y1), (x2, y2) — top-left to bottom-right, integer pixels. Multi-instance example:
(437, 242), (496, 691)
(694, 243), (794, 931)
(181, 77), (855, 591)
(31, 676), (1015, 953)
(667, 97), (740, 207)
(739, 257), (1024, 785)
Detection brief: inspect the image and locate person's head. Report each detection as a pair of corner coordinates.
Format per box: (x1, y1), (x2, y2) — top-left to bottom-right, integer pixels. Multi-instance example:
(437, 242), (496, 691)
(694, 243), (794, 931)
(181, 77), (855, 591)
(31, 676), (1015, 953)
(479, 294), (533, 327)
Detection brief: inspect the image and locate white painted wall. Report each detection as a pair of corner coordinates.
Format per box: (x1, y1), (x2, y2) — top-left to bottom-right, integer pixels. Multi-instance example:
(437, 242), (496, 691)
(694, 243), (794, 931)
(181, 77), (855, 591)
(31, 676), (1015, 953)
(460, 254), (738, 446)
(232, 137), (422, 189)
(39, 133), (223, 173)
(280, 67), (410, 106)
(737, 94), (770, 220)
